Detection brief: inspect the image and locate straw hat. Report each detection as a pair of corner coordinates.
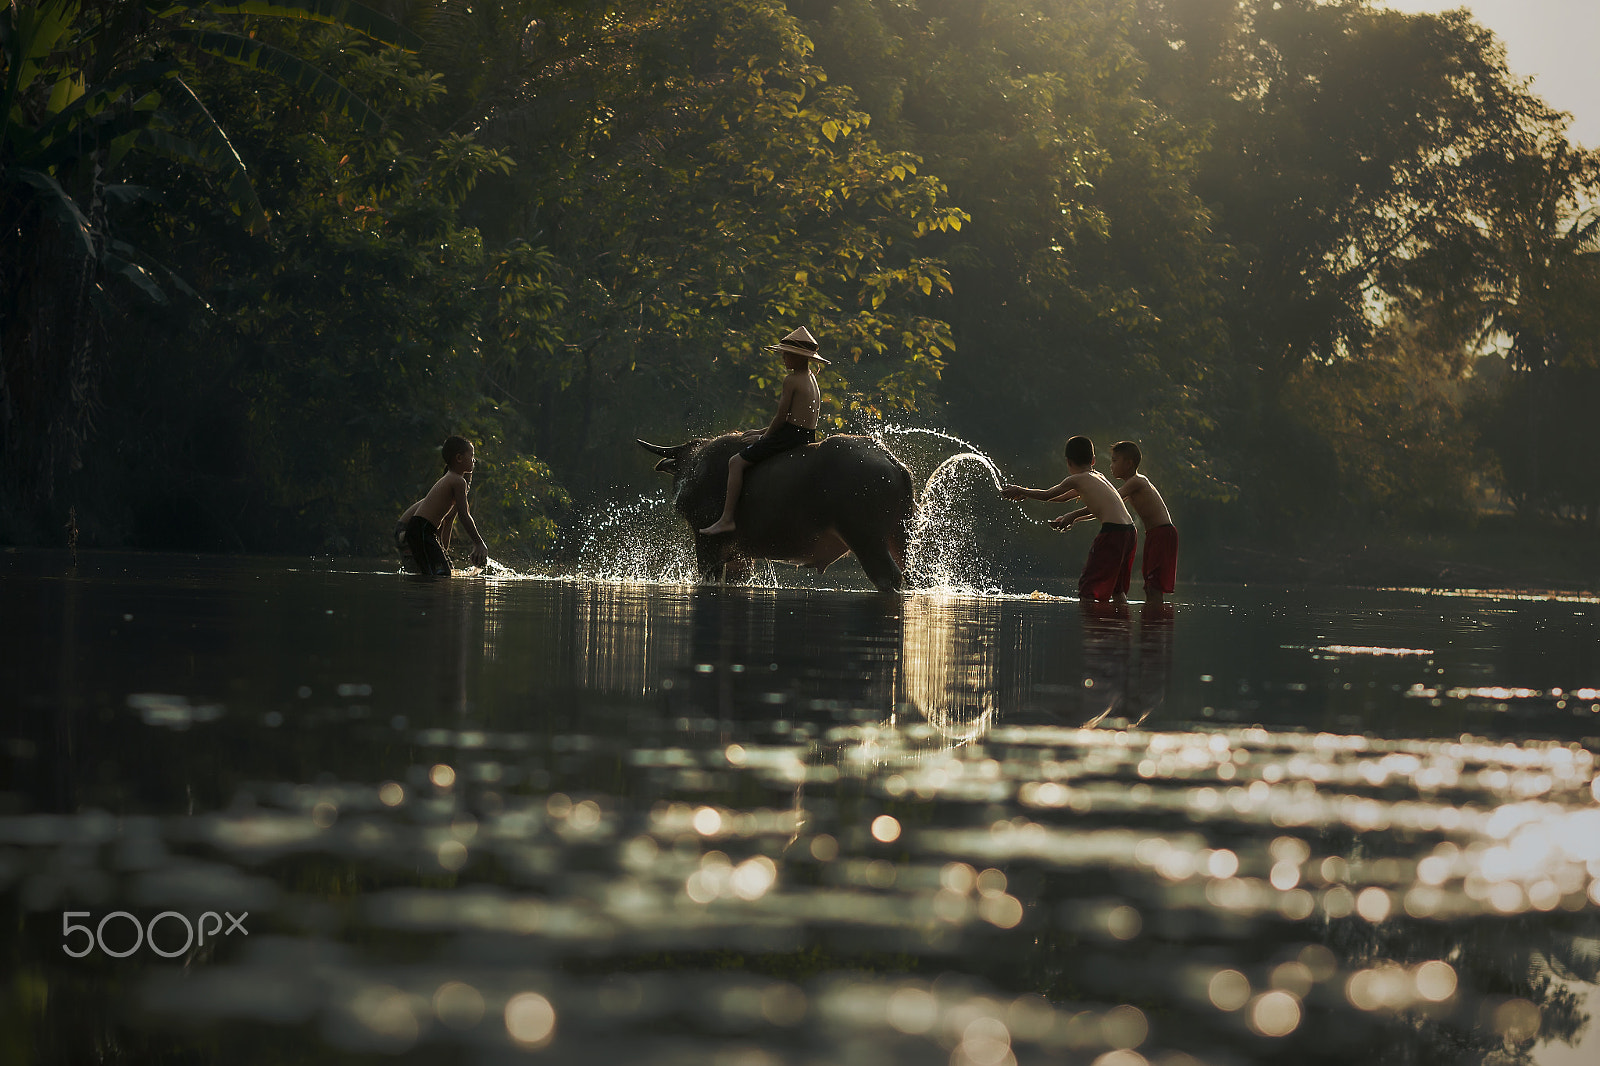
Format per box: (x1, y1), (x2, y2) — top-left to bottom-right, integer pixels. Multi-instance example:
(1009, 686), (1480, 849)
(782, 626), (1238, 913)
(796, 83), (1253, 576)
(764, 326), (829, 364)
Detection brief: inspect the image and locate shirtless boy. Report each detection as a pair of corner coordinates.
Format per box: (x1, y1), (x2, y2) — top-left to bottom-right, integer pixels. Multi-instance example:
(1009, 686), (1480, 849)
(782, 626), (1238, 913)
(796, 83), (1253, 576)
(396, 436), (489, 576)
(999, 435), (1136, 602)
(699, 327), (828, 536)
(1055, 441), (1179, 601)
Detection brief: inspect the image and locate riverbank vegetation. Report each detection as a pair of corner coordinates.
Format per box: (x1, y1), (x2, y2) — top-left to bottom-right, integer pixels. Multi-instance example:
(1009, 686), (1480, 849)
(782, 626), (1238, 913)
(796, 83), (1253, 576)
(3, 0), (1597, 569)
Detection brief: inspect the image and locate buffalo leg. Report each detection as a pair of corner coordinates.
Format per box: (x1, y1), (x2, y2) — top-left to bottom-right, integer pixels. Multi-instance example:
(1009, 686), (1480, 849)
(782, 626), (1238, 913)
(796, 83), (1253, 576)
(695, 537), (726, 584)
(696, 537), (757, 586)
(843, 527), (905, 592)
(889, 510), (915, 572)
(858, 546), (905, 592)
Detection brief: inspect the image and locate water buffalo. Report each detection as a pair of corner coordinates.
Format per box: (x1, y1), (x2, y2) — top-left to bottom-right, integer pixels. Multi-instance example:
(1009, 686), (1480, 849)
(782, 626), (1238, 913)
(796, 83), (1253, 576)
(637, 432), (918, 591)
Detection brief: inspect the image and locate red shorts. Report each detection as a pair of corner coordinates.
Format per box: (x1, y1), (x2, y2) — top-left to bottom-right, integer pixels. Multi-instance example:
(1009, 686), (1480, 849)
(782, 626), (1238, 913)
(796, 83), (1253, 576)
(1143, 523), (1178, 593)
(1118, 531), (1137, 599)
(1079, 523), (1137, 601)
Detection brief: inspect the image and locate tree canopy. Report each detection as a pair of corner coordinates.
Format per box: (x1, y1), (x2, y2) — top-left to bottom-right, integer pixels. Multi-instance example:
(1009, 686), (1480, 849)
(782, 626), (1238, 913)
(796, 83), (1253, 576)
(3, 0), (1596, 556)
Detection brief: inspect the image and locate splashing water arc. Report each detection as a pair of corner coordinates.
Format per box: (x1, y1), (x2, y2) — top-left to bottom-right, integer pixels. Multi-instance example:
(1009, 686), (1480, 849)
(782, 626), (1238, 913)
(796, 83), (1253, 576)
(875, 424), (1047, 595)
(903, 453), (1005, 594)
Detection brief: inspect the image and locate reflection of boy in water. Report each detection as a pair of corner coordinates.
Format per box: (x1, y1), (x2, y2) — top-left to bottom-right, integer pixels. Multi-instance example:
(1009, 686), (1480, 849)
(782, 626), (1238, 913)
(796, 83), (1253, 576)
(1079, 600), (1132, 725)
(396, 436), (489, 576)
(1057, 441), (1179, 602)
(699, 327), (829, 536)
(999, 436), (1135, 602)
(1133, 598), (1176, 723)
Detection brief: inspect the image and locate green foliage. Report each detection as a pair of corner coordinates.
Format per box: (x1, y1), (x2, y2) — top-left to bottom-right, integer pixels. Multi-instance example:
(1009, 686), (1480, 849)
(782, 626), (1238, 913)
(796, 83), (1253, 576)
(0, 0), (419, 506)
(1475, 366), (1600, 526)
(1400, 138), (1600, 526)
(461, 445), (568, 561)
(1128, 0), (1599, 535)
(5, 0), (1599, 558)
(800, 0), (1232, 501)
(123, 17), (568, 552)
(454, 0), (966, 491)
(1279, 314), (1487, 529)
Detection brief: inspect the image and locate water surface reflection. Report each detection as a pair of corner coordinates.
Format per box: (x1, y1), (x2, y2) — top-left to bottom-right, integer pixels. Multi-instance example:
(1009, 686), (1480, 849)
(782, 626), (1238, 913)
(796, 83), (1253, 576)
(2, 552), (1597, 1065)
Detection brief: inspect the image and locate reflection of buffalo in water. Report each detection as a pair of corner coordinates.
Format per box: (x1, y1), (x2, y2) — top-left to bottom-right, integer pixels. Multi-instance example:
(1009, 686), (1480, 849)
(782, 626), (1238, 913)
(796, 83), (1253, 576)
(638, 433), (918, 592)
(901, 594), (997, 745)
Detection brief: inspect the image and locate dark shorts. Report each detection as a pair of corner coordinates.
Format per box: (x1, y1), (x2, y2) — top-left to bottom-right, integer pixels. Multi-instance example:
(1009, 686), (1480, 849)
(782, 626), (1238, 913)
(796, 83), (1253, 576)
(1143, 523), (1179, 593)
(740, 422), (815, 464)
(1079, 523), (1137, 602)
(399, 515), (450, 576)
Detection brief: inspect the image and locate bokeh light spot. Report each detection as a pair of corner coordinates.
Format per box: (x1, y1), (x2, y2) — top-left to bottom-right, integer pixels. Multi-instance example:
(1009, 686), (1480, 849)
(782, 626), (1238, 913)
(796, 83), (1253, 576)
(1414, 961), (1457, 1002)
(505, 992), (556, 1047)
(433, 981), (485, 1030)
(1249, 991), (1301, 1037)
(1209, 970), (1250, 1011)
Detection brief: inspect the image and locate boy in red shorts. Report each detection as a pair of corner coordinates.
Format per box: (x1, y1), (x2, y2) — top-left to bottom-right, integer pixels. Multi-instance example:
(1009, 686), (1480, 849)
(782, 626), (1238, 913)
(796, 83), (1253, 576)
(1111, 441), (1178, 601)
(1056, 440), (1179, 602)
(999, 436), (1135, 602)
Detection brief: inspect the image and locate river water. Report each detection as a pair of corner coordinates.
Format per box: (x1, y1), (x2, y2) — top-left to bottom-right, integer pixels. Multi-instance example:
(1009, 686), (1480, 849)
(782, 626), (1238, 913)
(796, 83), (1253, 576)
(3, 549), (1598, 1066)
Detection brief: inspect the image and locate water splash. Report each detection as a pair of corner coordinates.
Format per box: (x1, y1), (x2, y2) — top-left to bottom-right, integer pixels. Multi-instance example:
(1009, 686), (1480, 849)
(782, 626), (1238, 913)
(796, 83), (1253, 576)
(870, 424), (1050, 528)
(874, 424), (991, 464)
(936, 448), (1005, 492)
(570, 492), (698, 584)
(869, 423), (1058, 595)
(904, 453), (1005, 594)
(558, 491), (786, 587)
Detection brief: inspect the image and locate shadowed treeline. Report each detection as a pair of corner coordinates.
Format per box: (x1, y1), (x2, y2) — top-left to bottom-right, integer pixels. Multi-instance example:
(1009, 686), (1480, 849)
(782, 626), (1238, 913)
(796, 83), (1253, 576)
(2, 1), (1597, 563)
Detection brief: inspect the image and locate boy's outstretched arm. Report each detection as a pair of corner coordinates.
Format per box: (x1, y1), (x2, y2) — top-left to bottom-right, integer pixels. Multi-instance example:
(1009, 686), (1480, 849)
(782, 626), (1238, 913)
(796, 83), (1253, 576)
(1049, 507), (1091, 530)
(1046, 487), (1082, 503)
(451, 479), (489, 567)
(1001, 475), (1077, 501)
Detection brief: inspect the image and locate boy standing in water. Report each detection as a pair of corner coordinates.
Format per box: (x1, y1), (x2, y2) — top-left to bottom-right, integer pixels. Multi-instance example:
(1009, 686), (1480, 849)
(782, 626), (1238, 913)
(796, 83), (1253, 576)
(1000, 436), (1136, 602)
(699, 326), (828, 535)
(396, 436), (489, 575)
(1055, 441), (1179, 602)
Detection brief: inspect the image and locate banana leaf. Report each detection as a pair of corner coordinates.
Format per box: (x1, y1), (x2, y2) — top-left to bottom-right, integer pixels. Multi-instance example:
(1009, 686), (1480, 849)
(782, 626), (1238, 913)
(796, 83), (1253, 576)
(21, 60), (177, 159)
(109, 236), (209, 307)
(0, 0), (84, 159)
(101, 183), (162, 207)
(101, 247), (167, 303)
(154, 0), (422, 51)
(169, 26), (384, 135)
(14, 166), (96, 260)
(158, 72), (270, 233)
(135, 124), (270, 235)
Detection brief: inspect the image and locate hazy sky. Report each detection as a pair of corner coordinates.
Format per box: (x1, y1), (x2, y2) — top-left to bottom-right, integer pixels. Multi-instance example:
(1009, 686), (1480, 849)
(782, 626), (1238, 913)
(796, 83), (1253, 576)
(1379, 1), (1599, 148)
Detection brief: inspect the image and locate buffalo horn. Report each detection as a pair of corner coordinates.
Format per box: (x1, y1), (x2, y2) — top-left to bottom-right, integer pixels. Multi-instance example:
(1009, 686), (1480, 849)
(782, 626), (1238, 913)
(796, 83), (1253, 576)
(636, 439), (677, 457)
